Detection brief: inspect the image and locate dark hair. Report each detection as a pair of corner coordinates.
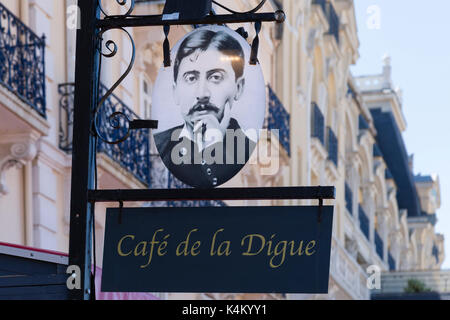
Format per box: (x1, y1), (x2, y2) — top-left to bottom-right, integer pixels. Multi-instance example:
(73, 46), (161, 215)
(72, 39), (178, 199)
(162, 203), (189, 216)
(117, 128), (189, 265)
(173, 29), (245, 83)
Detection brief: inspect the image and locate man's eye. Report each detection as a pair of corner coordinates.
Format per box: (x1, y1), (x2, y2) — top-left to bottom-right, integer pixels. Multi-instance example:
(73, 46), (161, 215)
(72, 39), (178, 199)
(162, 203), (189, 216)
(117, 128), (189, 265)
(208, 73), (224, 83)
(184, 74), (198, 84)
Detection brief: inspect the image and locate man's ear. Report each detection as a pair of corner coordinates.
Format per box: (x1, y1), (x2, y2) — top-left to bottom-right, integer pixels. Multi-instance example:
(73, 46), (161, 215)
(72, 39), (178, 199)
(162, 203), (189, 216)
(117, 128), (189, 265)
(234, 77), (245, 101)
(173, 81), (180, 105)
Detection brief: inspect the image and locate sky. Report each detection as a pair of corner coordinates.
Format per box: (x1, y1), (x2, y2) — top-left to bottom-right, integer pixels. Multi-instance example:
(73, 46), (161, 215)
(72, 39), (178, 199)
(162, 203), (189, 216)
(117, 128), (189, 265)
(350, 0), (450, 269)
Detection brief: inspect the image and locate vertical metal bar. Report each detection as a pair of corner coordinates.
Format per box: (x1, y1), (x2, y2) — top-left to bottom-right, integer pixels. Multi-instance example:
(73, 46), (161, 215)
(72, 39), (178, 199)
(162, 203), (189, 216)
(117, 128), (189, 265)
(41, 35), (47, 118)
(68, 0), (100, 300)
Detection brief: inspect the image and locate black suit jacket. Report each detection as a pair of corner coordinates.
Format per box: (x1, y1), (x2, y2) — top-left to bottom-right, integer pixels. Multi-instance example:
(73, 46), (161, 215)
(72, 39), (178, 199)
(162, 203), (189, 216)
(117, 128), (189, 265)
(154, 118), (256, 188)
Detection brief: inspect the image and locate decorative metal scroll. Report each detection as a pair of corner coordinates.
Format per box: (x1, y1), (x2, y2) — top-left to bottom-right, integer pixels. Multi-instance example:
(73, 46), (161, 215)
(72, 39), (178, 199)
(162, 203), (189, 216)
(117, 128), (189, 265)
(93, 26), (136, 145)
(96, 83), (150, 185)
(99, 0), (136, 19)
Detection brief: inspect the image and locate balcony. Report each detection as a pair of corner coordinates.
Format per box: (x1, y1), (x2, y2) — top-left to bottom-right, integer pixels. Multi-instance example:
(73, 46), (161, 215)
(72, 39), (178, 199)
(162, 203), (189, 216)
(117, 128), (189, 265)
(329, 236), (370, 300)
(325, 2), (340, 44)
(358, 205), (370, 240)
(0, 2), (46, 118)
(326, 127), (338, 167)
(345, 183), (353, 215)
(58, 83), (151, 186)
(267, 86), (290, 157)
(375, 230), (384, 261)
(311, 102), (325, 146)
(373, 270), (450, 295)
(313, 0), (340, 44)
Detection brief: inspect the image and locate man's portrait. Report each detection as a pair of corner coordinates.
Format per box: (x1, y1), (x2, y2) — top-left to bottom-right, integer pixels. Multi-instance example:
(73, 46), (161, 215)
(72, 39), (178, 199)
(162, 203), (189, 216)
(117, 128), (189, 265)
(152, 26), (266, 188)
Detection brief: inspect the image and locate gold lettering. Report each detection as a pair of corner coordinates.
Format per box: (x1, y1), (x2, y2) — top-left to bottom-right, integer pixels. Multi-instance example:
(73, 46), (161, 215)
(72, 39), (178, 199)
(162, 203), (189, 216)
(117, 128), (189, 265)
(176, 228), (198, 256)
(289, 240), (304, 256)
(270, 240), (287, 268)
(217, 241), (231, 256)
(141, 229), (165, 268)
(158, 234), (170, 256)
(117, 235), (134, 256)
(241, 234), (265, 256)
(305, 240), (316, 256)
(210, 228), (224, 256)
(266, 234), (276, 256)
(191, 241), (201, 256)
(134, 241), (147, 257)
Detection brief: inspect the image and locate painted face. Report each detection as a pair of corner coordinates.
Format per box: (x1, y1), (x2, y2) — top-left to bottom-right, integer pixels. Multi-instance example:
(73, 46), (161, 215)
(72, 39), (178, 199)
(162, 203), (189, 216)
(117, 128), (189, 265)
(173, 49), (244, 129)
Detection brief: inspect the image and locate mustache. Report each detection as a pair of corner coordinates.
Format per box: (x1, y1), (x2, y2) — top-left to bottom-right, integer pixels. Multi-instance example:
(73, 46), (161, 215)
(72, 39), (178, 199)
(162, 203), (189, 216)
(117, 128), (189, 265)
(188, 101), (220, 115)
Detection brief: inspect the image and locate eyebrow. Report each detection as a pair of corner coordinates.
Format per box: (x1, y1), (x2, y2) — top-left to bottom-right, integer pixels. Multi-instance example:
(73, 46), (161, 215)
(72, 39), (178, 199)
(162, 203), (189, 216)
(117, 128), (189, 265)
(206, 69), (226, 77)
(182, 70), (200, 78)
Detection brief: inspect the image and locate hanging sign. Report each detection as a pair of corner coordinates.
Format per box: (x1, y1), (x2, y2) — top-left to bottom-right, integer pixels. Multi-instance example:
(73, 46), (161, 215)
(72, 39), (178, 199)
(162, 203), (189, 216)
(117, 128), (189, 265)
(152, 25), (266, 188)
(101, 205), (334, 293)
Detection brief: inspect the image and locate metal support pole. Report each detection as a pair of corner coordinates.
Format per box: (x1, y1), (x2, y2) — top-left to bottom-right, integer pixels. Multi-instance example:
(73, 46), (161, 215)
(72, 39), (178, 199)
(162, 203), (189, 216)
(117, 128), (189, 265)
(68, 0), (100, 300)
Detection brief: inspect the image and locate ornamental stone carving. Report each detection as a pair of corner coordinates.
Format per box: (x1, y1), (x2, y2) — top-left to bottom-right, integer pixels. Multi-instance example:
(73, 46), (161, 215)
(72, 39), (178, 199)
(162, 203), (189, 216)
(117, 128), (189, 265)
(0, 140), (37, 196)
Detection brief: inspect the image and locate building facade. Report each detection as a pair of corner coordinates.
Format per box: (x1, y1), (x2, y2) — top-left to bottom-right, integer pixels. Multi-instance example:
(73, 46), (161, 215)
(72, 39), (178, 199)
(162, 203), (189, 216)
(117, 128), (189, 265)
(0, 0), (445, 300)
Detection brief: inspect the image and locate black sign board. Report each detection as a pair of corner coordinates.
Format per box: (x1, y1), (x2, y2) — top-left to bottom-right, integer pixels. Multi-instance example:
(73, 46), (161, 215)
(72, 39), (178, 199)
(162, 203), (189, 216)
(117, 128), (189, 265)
(101, 206), (333, 293)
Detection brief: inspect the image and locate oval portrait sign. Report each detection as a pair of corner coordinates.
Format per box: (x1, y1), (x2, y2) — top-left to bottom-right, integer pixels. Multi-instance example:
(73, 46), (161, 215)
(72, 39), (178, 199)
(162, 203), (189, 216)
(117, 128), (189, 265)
(152, 25), (266, 188)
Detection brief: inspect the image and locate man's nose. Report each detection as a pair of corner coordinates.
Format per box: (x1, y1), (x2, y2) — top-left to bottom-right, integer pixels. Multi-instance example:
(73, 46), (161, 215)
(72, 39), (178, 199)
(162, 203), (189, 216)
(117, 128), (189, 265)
(196, 77), (210, 101)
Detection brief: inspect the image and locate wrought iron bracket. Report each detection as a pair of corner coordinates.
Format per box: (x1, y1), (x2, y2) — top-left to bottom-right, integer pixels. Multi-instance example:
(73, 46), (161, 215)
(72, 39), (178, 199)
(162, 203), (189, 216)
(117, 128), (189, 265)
(88, 186), (335, 203)
(96, 11), (286, 30)
(93, 1), (285, 146)
(129, 119), (159, 130)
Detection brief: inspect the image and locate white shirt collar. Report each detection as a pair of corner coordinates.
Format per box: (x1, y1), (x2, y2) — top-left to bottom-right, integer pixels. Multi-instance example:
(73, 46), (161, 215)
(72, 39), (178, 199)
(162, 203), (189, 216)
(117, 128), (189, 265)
(178, 123), (223, 151)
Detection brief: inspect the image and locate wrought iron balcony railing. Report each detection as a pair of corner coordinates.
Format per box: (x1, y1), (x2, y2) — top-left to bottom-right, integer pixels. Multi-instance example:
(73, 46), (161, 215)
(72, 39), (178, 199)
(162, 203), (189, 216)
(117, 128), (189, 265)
(388, 251), (396, 271)
(326, 127), (338, 166)
(58, 83), (151, 186)
(167, 172), (226, 207)
(0, 2), (46, 118)
(358, 205), (369, 240)
(345, 182), (353, 215)
(148, 154), (226, 207)
(375, 230), (384, 260)
(311, 102), (325, 146)
(96, 84), (151, 185)
(267, 85), (291, 156)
